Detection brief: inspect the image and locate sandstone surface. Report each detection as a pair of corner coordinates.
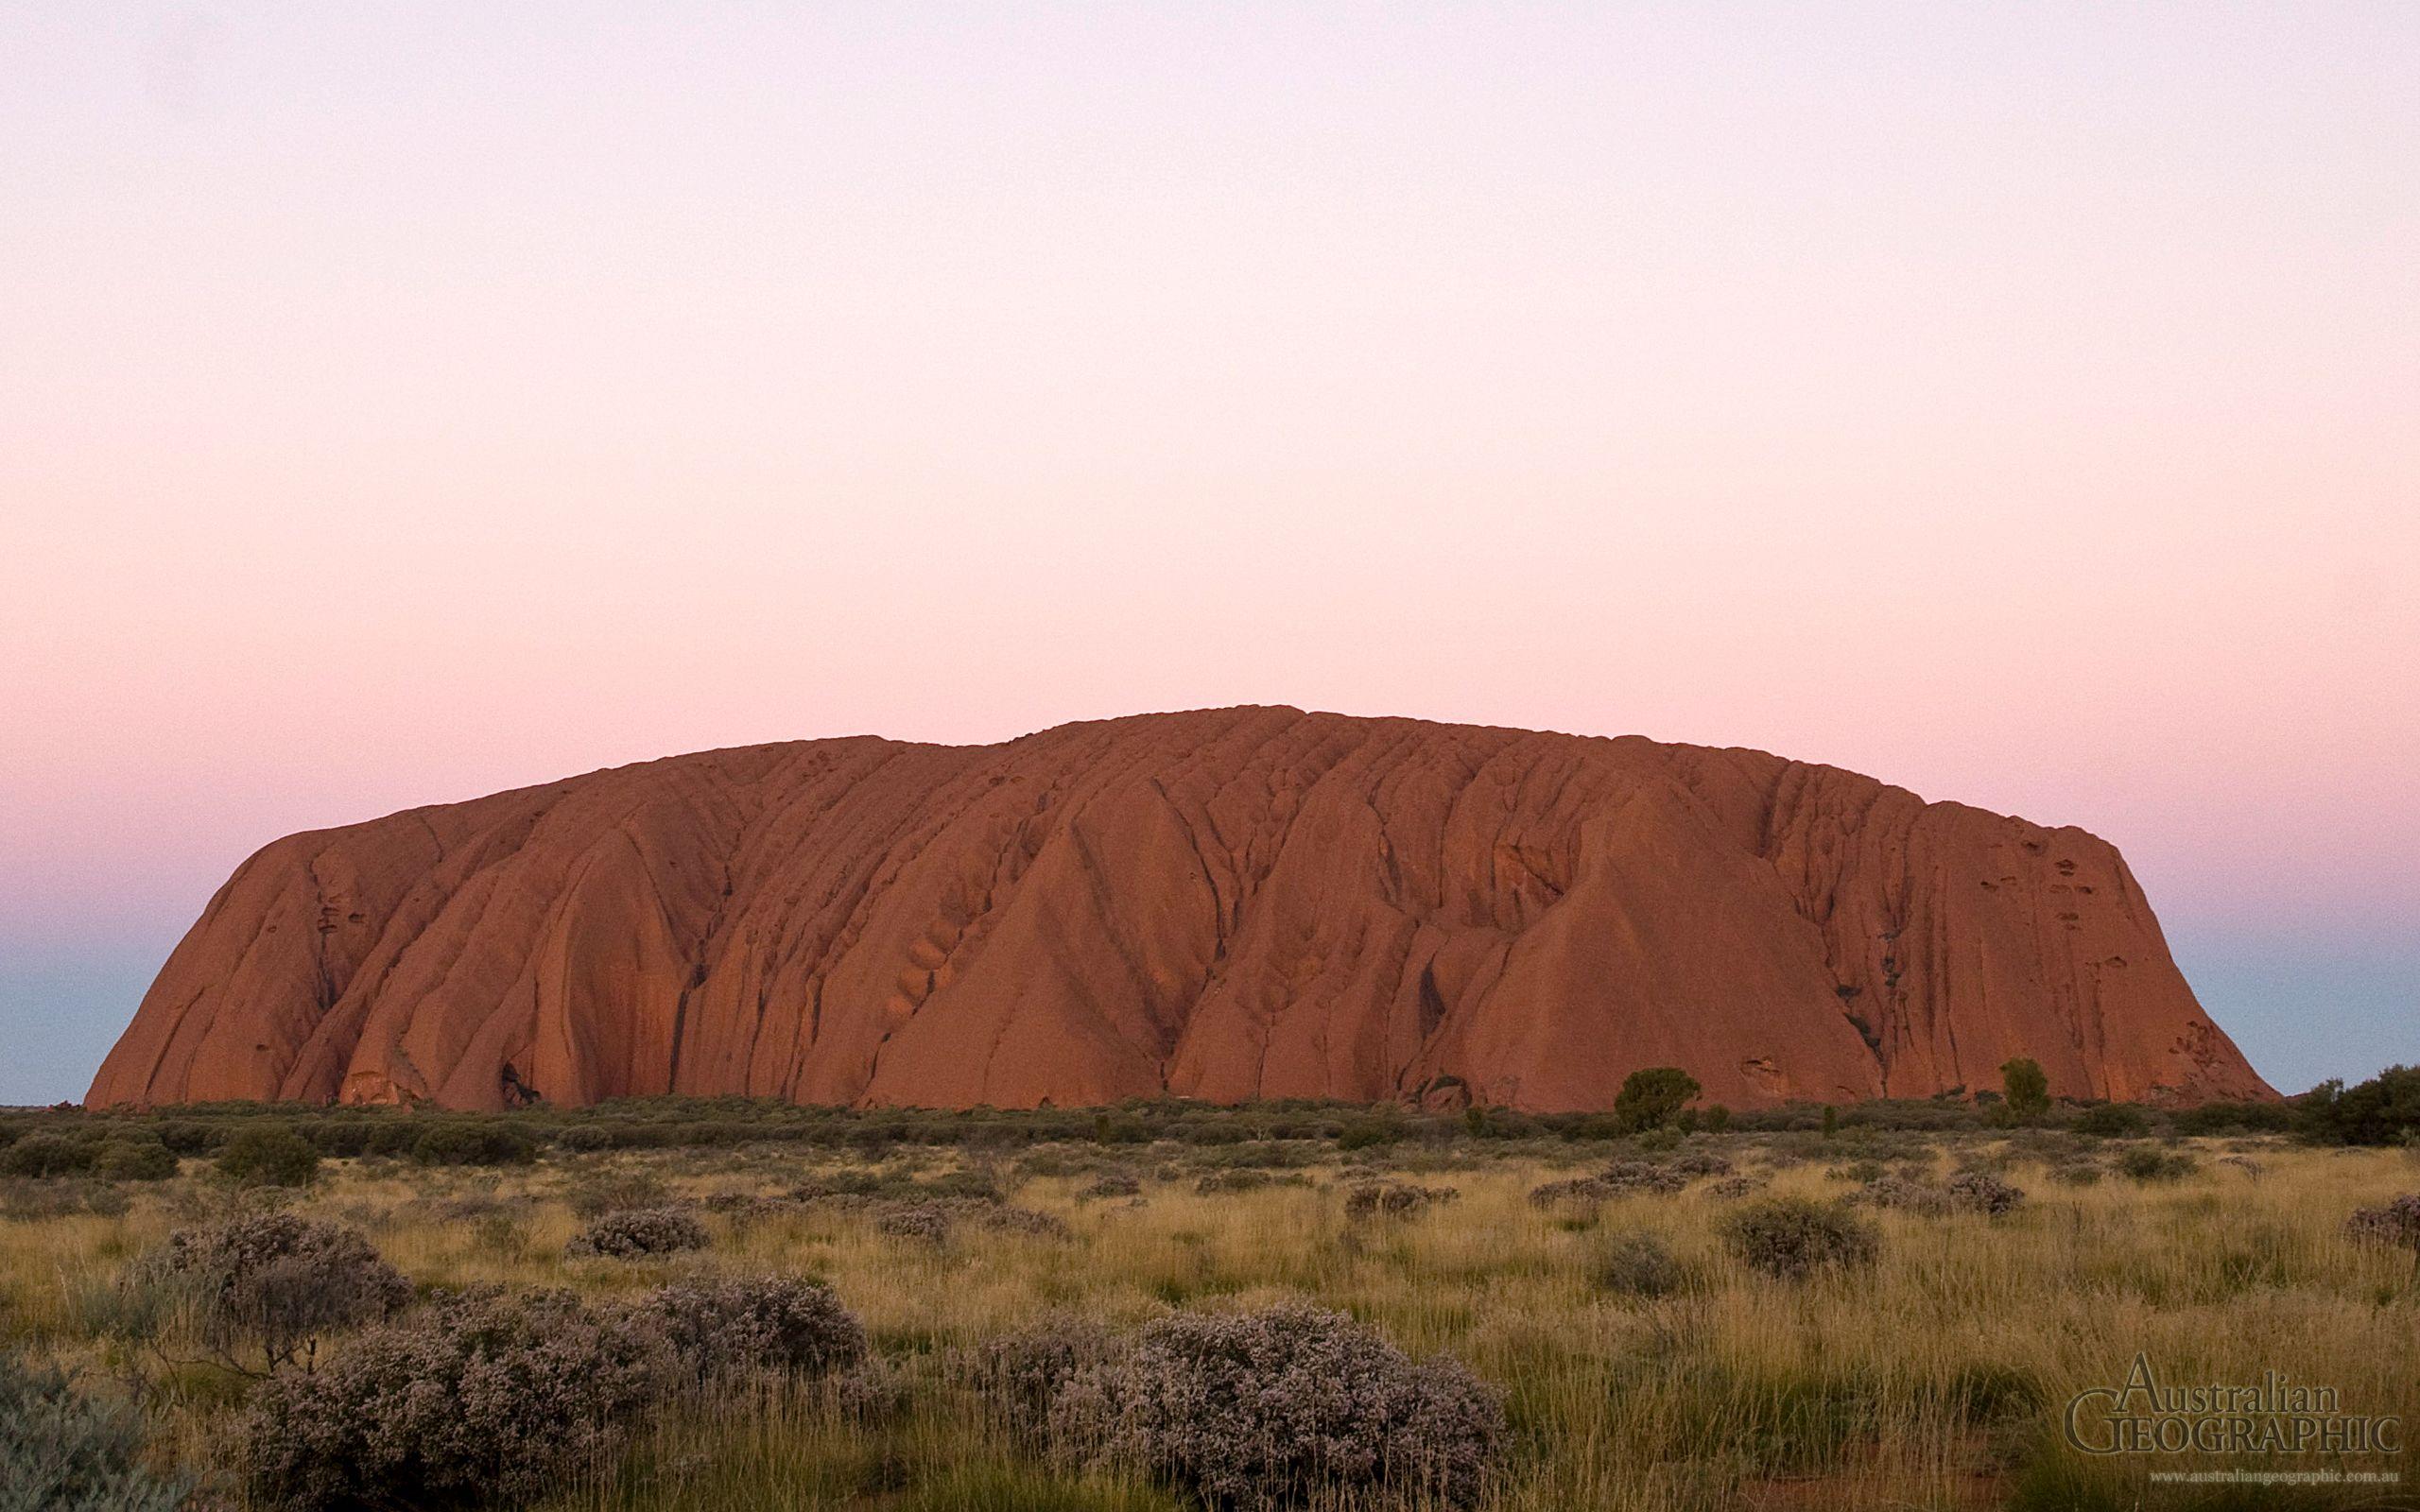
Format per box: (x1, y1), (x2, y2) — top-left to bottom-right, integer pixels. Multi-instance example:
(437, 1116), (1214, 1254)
(86, 708), (2273, 1111)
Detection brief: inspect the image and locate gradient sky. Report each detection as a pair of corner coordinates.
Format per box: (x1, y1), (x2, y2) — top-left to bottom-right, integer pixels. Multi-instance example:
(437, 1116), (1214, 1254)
(4, 4), (2414, 1106)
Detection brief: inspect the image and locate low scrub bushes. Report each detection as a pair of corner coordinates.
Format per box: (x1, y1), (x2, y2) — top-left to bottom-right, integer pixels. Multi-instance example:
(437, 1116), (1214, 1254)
(566, 1206), (709, 1260)
(1854, 1171), (2024, 1217)
(959, 1314), (1121, 1446)
(1194, 1170), (1311, 1195)
(1, 1133), (95, 1178)
(244, 1277), (873, 1509)
(1720, 1197), (1880, 1280)
(2116, 1147), (2198, 1184)
(407, 1122), (538, 1167)
(563, 1170), (674, 1218)
(640, 1274), (867, 1385)
(2073, 1104), (2149, 1138)
(91, 1138), (179, 1181)
(1048, 1303), (1506, 1510)
(1943, 1171), (2026, 1215)
(874, 1203), (954, 1245)
(244, 1287), (677, 1509)
(1600, 1160), (1692, 1194)
(216, 1127), (321, 1188)
(2345, 1194), (2420, 1251)
(135, 1212), (410, 1374)
(1, 1349), (187, 1512)
(1594, 1231), (1685, 1297)
(1342, 1181), (1459, 1220)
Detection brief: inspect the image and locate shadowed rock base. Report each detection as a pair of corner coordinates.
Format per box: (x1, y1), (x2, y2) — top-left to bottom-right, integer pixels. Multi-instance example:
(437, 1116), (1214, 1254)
(87, 707), (2273, 1112)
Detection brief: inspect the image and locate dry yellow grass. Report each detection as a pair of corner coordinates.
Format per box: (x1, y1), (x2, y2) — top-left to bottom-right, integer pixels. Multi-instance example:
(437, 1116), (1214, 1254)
(3, 1134), (2413, 1511)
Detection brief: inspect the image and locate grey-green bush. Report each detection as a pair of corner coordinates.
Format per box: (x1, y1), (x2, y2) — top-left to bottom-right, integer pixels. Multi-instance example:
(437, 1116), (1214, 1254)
(640, 1275), (866, 1385)
(2345, 1194), (2420, 1251)
(243, 1287), (677, 1509)
(959, 1314), (1120, 1446)
(0, 1350), (186, 1512)
(1719, 1196), (1880, 1280)
(2116, 1146), (2198, 1183)
(1943, 1171), (2025, 1216)
(1050, 1303), (1506, 1510)
(1593, 1231), (1684, 1297)
(136, 1211), (410, 1374)
(1342, 1181), (1458, 1220)
(565, 1205), (708, 1259)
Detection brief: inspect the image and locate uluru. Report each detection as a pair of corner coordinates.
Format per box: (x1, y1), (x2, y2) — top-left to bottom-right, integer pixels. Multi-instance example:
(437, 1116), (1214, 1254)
(86, 707), (2273, 1113)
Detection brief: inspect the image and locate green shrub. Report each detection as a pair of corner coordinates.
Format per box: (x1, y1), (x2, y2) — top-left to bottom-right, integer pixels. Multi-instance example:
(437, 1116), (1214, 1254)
(2116, 1146), (2197, 1183)
(216, 1127), (321, 1188)
(1336, 1116), (1404, 1152)
(0, 1349), (187, 1512)
(90, 1139), (179, 1182)
(0, 1133), (96, 1179)
(2072, 1104), (2148, 1138)
(1719, 1197), (1880, 1280)
(407, 1123), (539, 1167)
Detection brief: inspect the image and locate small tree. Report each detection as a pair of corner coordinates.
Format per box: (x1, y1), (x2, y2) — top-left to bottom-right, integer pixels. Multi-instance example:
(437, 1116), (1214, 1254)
(1999, 1058), (2051, 1122)
(1614, 1068), (1701, 1134)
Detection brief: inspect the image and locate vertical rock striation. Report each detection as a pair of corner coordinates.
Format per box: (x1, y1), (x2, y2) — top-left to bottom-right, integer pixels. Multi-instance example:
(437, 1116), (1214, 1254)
(86, 708), (2273, 1111)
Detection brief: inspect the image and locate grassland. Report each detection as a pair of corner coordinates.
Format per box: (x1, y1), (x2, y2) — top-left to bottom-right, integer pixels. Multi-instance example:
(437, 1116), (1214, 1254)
(2, 1110), (2414, 1511)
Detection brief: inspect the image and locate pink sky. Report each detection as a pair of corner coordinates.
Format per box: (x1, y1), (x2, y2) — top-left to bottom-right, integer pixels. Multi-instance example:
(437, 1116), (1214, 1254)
(3, 5), (2414, 1101)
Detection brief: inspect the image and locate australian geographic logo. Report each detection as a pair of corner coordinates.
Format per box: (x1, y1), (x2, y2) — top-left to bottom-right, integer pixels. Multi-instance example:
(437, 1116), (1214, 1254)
(2066, 1354), (2405, 1456)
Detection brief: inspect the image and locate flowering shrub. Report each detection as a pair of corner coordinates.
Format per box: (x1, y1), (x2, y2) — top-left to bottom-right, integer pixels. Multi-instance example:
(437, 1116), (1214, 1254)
(1049, 1303), (1506, 1510)
(1719, 1197), (1880, 1280)
(565, 1206), (709, 1260)
(1667, 1151), (1735, 1177)
(1599, 1160), (1691, 1194)
(873, 1203), (954, 1245)
(959, 1314), (1120, 1446)
(2345, 1194), (2420, 1251)
(640, 1274), (866, 1385)
(1342, 1181), (1459, 1220)
(1943, 1171), (2025, 1216)
(137, 1211), (410, 1373)
(244, 1288), (677, 1509)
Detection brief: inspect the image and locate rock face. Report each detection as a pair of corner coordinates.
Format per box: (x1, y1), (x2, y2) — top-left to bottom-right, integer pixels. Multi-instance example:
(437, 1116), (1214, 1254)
(87, 708), (2272, 1112)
